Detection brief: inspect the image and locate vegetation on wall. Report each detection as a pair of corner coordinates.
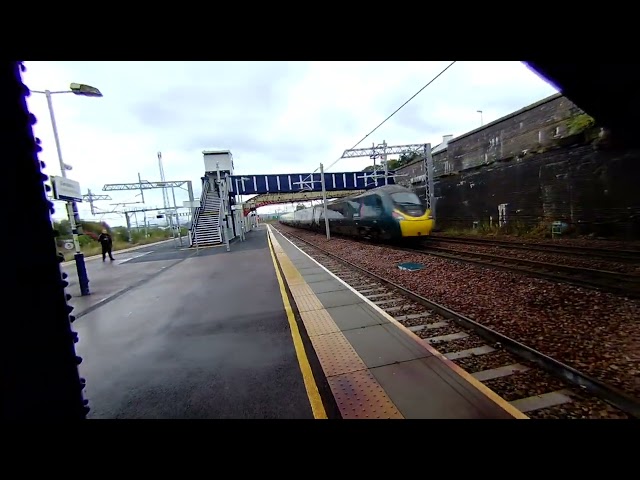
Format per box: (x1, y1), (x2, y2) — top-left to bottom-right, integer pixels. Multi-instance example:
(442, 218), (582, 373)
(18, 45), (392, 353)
(566, 113), (596, 135)
(561, 112), (607, 148)
(440, 220), (555, 239)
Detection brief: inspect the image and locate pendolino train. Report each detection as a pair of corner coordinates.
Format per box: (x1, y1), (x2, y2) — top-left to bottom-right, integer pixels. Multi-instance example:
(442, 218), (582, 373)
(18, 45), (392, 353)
(279, 184), (434, 242)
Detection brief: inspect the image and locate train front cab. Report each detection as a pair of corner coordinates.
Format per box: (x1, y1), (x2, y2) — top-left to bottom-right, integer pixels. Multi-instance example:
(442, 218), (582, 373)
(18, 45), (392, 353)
(388, 189), (434, 238)
(351, 189), (433, 240)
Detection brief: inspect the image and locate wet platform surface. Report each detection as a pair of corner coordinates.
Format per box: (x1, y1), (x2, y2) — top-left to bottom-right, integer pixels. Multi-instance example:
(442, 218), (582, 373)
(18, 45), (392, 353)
(268, 225), (525, 419)
(74, 227), (315, 419)
(63, 239), (185, 318)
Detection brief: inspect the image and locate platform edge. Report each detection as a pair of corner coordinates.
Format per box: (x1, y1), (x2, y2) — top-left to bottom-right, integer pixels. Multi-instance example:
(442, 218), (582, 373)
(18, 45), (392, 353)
(267, 228), (328, 419)
(268, 225), (405, 419)
(270, 226), (528, 420)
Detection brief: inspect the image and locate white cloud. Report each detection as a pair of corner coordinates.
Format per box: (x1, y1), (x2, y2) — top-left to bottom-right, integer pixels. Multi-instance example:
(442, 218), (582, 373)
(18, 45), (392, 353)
(22, 61), (557, 221)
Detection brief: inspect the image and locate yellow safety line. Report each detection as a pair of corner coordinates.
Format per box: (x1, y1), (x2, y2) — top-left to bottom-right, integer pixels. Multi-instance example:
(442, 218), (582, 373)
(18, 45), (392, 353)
(267, 229), (328, 419)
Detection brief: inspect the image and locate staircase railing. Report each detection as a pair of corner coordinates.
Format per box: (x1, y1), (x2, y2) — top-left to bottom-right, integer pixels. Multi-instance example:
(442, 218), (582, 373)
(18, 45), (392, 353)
(190, 176), (210, 245)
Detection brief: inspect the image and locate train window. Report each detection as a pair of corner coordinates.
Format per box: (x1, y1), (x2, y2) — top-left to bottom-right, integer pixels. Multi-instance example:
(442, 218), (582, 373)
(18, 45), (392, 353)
(360, 195), (382, 217)
(391, 192), (421, 205)
(347, 201), (360, 218)
(327, 203), (346, 218)
(340, 201), (355, 219)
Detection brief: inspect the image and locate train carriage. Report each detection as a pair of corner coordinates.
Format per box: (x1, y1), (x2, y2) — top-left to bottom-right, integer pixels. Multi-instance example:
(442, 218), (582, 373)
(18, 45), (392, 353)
(279, 185), (434, 242)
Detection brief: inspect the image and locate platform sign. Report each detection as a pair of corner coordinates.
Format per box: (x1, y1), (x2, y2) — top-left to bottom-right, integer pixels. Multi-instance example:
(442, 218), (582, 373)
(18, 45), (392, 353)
(51, 176), (83, 202)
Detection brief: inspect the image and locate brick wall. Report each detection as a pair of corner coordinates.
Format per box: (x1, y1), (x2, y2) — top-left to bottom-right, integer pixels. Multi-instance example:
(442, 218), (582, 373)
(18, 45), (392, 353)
(434, 145), (640, 237)
(395, 93), (640, 237)
(443, 94), (581, 174)
(397, 93), (582, 185)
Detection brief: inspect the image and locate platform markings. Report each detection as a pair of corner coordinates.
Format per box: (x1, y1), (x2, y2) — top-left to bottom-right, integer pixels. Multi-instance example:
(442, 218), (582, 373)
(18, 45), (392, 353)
(116, 251), (153, 265)
(267, 230), (327, 420)
(268, 227), (403, 419)
(60, 238), (174, 267)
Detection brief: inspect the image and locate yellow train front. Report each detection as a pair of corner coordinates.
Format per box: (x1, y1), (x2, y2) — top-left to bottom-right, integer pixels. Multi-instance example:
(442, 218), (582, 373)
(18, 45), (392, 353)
(280, 185), (434, 242)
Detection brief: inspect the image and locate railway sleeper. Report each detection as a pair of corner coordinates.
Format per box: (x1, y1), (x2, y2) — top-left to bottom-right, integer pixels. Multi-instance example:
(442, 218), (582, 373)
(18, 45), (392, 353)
(408, 321), (449, 332)
(510, 390), (573, 413)
(366, 292), (395, 300)
(394, 312), (435, 321)
(373, 297), (405, 306)
(359, 287), (387, 294)
(417, 327), (573, 412)
(425, 332), (469, 344)
(384, 306), (405, 313)
(445, 345), (496, 360)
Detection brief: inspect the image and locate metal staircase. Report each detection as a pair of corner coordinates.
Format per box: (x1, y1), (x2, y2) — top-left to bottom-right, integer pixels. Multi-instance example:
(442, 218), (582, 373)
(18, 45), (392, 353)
(190, 177), (223, 246)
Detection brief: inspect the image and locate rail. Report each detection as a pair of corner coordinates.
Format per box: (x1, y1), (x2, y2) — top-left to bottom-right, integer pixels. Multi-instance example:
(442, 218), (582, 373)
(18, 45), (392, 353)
(428, 235), (640, 264)
(411, 244), (640, 298)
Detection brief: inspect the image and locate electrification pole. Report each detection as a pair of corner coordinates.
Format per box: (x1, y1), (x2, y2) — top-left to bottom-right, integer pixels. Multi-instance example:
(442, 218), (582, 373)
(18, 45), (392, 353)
(320, 163), (330, 240)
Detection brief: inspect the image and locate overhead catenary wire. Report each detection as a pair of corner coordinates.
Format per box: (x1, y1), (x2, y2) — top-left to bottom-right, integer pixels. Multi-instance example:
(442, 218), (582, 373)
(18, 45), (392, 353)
(324, 60), (457, 173)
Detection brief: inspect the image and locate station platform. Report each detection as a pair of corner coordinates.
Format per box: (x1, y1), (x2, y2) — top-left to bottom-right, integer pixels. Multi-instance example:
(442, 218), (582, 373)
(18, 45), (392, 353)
(267, 225), (526, 419)
(73, 226), (316, 419)
(71, 223), (524, 419)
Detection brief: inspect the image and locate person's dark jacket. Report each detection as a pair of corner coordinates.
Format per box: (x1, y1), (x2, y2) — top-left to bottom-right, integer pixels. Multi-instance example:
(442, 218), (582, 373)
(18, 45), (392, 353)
(98, 233), (112, 247)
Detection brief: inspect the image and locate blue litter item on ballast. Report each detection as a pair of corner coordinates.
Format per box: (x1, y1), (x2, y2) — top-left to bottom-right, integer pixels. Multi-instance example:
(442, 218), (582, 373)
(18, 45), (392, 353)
(397, 262), (424, 271)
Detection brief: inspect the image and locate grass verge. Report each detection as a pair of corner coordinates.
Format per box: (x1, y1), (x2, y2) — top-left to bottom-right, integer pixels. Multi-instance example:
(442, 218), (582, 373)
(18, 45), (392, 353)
(60, 235), (182, 261)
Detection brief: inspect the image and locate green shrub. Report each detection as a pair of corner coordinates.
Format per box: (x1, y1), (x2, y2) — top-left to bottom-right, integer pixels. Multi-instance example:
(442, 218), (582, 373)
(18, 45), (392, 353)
(78, 235), (92, 247)
(567, 114), (595, 135)
(441, 220), (553, 239)
(112, 226), (129, 242)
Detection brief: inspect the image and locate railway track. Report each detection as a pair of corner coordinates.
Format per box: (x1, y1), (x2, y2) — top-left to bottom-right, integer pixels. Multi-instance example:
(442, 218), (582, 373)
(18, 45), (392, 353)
(274, 225), (638, 419)
(429, 235), (640, 264)
(409, 243), (640, 299)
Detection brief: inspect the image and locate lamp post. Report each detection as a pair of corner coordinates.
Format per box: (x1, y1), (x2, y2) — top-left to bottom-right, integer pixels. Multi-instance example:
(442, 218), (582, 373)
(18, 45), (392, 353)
(32, 83), (103, 296)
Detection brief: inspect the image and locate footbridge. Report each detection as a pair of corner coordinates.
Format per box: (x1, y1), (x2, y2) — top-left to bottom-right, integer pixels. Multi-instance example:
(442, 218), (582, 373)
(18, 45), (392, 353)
(229, 170), (390, 215)
(228, 170), (395, 196)
(189, 142), (440, 249)
(188, 149), (402, 248)
(228, 170), (391, 214)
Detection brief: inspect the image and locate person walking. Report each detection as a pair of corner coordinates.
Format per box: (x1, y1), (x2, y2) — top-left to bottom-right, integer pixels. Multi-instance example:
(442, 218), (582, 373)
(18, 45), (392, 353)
(98, 229), (115, 262)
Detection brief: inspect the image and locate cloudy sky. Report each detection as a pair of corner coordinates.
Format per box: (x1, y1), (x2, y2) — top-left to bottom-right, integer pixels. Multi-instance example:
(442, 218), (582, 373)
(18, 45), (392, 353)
(22, 61), (557, 224)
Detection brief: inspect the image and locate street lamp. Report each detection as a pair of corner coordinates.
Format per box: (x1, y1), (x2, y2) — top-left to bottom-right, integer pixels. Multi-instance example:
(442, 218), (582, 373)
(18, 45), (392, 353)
(70, 83), (103, 97)
(31, 83), (103, 296)
(477, 110), (484, 126)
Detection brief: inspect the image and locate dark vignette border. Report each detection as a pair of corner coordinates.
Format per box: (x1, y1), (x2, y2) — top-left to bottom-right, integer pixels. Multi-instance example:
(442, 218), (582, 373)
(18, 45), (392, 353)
(4, 61), (88, 420)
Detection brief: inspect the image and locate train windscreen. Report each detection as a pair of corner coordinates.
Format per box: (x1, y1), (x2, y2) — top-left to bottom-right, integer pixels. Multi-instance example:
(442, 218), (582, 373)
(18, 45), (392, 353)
(390, 191), (425, 217)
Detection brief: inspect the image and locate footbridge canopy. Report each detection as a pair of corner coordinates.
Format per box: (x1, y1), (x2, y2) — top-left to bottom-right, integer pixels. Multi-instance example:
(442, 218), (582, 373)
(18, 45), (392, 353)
(245, 189), (365, 210)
